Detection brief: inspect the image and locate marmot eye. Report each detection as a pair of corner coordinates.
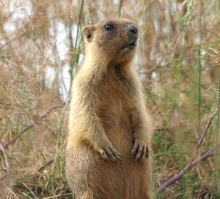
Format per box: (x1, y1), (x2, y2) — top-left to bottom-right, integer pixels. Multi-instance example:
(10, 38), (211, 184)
(104, 24), (114, 31)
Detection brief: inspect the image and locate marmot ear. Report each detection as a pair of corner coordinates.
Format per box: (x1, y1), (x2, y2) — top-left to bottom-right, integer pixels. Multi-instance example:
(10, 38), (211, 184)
(82, 25), (95, 42)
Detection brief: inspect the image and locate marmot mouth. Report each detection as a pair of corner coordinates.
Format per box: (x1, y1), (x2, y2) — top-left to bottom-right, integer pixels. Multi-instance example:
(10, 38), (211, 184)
(122, 41), (136, 49)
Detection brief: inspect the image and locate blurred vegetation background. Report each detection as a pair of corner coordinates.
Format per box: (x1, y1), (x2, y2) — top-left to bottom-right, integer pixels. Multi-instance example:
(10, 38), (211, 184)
(0, 0), (220, 198)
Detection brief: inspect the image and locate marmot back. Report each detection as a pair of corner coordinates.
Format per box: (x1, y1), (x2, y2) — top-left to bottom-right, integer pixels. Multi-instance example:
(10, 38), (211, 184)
(66, 19), (153, 199)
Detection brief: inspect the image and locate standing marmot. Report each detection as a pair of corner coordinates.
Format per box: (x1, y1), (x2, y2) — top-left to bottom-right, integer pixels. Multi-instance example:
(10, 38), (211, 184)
(66, 19), (153, 199)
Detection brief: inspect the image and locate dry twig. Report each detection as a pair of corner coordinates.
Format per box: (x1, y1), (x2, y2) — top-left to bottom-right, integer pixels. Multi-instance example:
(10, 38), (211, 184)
(0, 140), (11, 181)
(3, 103), (65, 149)
(157, 108), (219, 193)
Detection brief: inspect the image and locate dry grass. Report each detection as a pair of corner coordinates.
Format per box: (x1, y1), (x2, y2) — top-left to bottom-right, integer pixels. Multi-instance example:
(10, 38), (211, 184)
(0, 0), (220, 198)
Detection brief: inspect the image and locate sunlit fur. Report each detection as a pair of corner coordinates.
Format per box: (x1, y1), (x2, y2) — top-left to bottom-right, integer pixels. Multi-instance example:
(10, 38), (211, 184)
(66, 19), (153, 199)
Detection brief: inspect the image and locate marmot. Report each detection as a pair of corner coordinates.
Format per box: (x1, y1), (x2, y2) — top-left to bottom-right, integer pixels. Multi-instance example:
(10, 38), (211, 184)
(66, 19), (153, 199)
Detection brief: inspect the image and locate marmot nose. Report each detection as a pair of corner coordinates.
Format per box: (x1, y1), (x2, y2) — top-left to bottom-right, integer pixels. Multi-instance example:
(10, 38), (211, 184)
(129, 25), (138, 35)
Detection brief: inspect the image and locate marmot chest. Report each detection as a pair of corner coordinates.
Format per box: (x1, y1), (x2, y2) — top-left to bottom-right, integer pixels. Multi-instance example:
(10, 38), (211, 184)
(95, 69), (135, 134)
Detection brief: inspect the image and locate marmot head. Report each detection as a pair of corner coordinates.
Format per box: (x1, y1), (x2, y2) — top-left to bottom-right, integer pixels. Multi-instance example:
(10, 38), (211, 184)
(82, 19), (138, 64)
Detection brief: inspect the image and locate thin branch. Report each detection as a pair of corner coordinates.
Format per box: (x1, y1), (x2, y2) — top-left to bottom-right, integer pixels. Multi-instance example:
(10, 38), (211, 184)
(38, 158), (54, 172)
(157, 108), (219, 193)
(157, 146), (215, 193)
(3, 103), (65, 149)
(0, 32), (26, 51)
(0, 140), (11, 181)
(137, 63), (160, 74)
(198, 108), (219, 147)
(118, 0), (123, 18)
(22, 182), (38, 199)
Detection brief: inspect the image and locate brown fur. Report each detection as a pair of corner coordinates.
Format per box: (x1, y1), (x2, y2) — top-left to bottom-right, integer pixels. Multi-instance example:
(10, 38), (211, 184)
(66, 19), (153, 199)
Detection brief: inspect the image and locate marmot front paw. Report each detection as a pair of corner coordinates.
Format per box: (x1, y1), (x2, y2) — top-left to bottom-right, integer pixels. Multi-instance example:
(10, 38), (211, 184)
(99, 145), (122, 162)
(130, 138), (149, 160)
